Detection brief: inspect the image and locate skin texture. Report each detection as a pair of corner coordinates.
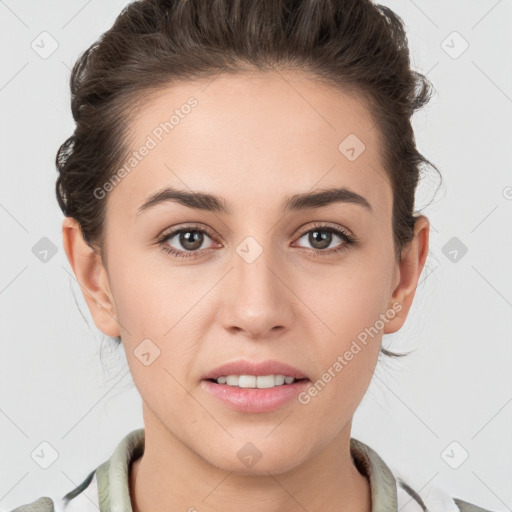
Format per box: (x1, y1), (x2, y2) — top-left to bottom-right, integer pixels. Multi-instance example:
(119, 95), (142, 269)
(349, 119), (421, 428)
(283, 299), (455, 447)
(62, 71), (429, 512)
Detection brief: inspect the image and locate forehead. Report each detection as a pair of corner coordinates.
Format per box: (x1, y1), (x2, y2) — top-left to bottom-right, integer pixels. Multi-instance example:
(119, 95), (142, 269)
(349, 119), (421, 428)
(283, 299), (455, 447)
(107, 71), (392, 219)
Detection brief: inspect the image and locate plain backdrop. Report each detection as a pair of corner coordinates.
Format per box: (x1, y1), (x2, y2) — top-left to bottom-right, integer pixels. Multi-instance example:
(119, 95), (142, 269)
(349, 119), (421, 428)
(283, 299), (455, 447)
(1, 1), (511, 511)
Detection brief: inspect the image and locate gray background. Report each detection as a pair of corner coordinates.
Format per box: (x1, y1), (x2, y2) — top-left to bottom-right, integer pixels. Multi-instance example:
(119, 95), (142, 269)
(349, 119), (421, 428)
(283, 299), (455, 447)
(1, 1), (511, 511)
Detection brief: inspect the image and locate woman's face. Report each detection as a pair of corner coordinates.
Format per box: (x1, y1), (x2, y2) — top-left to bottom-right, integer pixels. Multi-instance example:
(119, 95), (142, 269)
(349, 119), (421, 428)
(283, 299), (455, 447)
(65, 71), (428, 474)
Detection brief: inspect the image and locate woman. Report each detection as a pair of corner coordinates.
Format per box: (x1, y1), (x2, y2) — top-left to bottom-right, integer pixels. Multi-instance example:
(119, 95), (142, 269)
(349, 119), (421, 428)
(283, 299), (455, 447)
(10, 0), (497, 511)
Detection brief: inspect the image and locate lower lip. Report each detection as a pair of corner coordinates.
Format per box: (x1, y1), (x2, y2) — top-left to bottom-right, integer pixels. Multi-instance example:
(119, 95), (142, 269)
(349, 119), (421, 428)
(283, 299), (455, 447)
(201, 379), (310, 413)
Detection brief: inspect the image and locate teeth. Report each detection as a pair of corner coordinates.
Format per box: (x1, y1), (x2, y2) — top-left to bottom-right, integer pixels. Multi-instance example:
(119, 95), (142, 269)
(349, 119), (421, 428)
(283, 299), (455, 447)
(226, 375), (239, 386)
(214, 374), (298, 388)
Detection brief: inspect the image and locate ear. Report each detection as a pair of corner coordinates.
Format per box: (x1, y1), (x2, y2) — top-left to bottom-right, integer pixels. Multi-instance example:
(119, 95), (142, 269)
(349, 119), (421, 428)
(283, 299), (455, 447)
(383, 215), (430, 334)
(61, 217), (121, 337)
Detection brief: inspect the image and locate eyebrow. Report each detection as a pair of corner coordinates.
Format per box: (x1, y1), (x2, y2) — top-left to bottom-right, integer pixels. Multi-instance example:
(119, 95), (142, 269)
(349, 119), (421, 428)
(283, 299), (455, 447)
(136, 185), (372, 217)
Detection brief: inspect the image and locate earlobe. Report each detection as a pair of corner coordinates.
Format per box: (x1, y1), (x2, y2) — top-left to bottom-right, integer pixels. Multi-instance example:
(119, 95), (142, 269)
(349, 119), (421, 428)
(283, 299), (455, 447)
(383, 215), (430, 334)
(61, 217), (121, 338)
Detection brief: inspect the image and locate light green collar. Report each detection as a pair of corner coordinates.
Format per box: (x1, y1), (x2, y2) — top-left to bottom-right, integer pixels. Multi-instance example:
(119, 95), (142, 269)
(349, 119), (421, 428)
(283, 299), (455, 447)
(96, 428), (398, 512)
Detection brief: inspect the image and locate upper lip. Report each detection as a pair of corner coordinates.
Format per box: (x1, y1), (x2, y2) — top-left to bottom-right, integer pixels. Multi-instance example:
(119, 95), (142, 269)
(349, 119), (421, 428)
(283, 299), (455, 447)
(201, 359), (309, 380)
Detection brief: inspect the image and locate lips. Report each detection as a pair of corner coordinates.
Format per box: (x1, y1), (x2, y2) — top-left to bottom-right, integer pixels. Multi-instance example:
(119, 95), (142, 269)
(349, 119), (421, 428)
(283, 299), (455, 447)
(201, 359), (309, 381)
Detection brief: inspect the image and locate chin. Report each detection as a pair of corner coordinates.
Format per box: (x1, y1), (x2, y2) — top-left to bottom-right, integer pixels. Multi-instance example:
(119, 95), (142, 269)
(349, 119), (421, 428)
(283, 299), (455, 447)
(198, 435), (312, 476)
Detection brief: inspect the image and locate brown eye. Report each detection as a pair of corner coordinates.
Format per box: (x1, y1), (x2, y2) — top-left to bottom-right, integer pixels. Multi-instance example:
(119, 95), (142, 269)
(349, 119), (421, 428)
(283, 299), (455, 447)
(177, 230), (204, 251)
(307, 229), (334, 250)
(158, 225), (218, 259)
(294, 224), (356, 254)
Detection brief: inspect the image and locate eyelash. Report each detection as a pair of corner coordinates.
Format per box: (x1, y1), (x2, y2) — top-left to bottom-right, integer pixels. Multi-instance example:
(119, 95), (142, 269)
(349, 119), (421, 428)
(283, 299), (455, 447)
(157, 222), (358, 259)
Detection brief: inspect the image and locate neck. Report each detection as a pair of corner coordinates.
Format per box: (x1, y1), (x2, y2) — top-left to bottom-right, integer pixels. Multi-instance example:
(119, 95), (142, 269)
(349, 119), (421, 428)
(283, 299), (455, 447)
(129, 408), (371, 512)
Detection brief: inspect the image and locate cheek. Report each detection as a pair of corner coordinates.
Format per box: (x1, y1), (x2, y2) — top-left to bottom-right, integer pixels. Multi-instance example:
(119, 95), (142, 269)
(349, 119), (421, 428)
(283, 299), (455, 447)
(105, 251), (207, 385)
(107, 248), (202, 336)
(305, 255), (393, 346)
(297, 253), (393, 403)
(296, 273), (385, 439)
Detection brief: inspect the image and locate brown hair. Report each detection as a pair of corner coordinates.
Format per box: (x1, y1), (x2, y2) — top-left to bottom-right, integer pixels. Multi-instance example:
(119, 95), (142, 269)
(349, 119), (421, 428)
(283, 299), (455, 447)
(56, 0), (441, 358)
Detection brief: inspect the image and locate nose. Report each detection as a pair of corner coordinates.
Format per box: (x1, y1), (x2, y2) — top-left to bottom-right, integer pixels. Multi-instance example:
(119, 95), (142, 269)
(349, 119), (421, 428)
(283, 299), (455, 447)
(217, 241), (295, 340)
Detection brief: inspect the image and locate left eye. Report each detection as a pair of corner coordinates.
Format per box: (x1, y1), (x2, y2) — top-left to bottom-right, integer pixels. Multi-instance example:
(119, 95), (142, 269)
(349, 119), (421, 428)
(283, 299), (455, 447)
(294, 225), (354, 252)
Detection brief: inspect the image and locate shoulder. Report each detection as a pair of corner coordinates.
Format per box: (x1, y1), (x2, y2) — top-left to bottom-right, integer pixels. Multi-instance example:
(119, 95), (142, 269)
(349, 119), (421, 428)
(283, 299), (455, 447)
(395, 474), (498, 512)
(453, 497), (501, 512)
(7, 428), (143, 512)
(7, 496), (55, 512)
(7, 469), (98, 512)
(349, 437), (499, 512)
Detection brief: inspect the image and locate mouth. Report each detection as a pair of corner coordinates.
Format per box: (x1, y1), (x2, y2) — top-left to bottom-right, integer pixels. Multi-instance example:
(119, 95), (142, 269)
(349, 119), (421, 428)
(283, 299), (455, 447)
(201, 358), (309, 382)
(200, 359), (311, 413)
(205, 374), (309, 388)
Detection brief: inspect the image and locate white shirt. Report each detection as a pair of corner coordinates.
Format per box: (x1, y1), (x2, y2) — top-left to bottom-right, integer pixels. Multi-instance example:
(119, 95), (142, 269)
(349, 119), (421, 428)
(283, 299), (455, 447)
(11, 428), (495, 512)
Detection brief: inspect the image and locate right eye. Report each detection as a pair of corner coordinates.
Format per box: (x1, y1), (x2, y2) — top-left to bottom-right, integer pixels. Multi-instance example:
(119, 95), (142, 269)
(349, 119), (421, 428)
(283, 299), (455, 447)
(158, 225), (220, 259)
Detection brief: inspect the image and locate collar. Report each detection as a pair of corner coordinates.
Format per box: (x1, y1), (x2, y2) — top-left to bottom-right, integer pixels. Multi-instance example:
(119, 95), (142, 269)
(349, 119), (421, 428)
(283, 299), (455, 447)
(95, 428), (398, 512)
